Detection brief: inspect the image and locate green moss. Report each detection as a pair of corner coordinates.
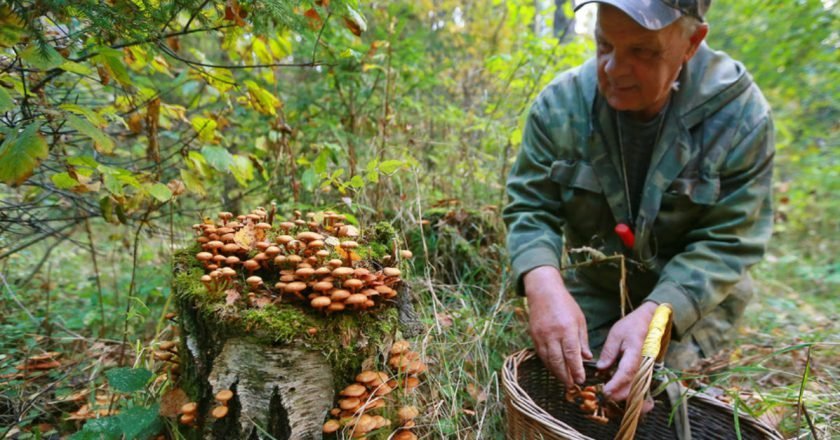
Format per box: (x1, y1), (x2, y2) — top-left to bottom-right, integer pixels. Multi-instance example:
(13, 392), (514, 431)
(172, 247), (401, 387)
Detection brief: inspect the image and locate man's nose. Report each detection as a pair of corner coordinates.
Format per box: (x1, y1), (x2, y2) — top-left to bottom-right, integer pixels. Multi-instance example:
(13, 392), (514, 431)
(603, 52), (628, 77)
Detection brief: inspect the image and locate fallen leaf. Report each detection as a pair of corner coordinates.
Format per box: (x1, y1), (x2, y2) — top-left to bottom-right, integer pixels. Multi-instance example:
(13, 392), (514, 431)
(159, 387), (189, 418)
(225, 289), (241, 305)
(234, 223), (256, 250)
(436, 313), (453, 328)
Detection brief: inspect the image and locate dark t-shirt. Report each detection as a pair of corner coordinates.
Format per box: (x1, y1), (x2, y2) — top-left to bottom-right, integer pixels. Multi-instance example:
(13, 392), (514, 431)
(617, 110), (665, 221)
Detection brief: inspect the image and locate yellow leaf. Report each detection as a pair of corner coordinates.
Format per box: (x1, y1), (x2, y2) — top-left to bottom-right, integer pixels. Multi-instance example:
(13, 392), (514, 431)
(252, 37), (272, 65)
(234, 223), (256, 250)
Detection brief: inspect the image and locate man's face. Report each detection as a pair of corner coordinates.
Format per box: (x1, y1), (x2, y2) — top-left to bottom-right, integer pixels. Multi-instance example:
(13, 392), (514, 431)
(595, 5), (704, 120)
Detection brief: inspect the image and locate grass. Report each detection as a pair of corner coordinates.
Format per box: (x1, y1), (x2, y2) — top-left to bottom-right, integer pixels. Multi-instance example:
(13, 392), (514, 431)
(0, 210), (838, 439)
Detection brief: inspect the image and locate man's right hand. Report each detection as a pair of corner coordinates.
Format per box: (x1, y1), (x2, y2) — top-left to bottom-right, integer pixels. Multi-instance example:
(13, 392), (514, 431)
(524, 266), (593, 387)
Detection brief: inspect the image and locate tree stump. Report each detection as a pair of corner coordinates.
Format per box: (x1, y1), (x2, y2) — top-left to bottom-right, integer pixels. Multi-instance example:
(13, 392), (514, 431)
(172, 251), (422, 440)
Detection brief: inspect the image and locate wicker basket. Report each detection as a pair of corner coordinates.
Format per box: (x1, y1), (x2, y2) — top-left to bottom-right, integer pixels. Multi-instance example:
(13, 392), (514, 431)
(502, 306), (783, 440)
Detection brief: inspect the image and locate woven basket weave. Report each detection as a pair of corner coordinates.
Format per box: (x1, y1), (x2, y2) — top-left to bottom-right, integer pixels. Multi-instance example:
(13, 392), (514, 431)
(502, 349), (784, 440)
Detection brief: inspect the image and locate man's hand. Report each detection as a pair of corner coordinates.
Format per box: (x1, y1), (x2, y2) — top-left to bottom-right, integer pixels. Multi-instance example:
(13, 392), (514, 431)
(524, 266), (593, 387)
(597, 301), (659, 402)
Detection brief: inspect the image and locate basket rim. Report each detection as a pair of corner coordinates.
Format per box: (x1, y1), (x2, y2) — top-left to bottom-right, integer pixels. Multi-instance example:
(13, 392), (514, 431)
(502, 348), (784, 440)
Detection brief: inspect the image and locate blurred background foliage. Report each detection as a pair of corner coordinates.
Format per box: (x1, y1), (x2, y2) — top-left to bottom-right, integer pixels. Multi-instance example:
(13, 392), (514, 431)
(0, 0), (837, 437)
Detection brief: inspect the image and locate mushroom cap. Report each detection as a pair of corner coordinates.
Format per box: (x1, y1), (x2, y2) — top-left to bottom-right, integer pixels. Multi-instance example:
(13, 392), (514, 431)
(355, 370), (378, 384)
(338, 225), (360, 237)
(343, 279), (364, 291)
(274, 255), (286, 265)
(332, 267), (354, 278)
(265, 246), (281, 257)
(345, 293), (367, 305)
(393, 430), (418, 440)
(368, 371), (390, 387)
(200, 274), (212, 284)
(279, 221), (295, 231)
(295, 267), (315, 279)
(310, 296), (331, 309)
(246, 276), (263, 287)
(275, 234), (294, 245)
(338, 397), (360, 410)
(397, 405), (419, 421)
(181, 402), (198, 414)
(224, 255), (240, 265)
(222, 243), (241, 254)
(327, 302), (346, 312)
(255, 222), (272, 230)
(179, 413), (195, 424)
(340, 383), (367, 397)
(353, 268), (370, 278)
(284, 281), (307, 293)
(279, 274), (296, 283)
(403, 376), (420, 391)
(372, 382), (393, 396)
(390, 340), (410, 355)
(314, 266), (332, 277)
(221, 267), (237, 277)
(313, 281), (333, 292)
(307, 239), (325, 249)
(339, 240), (359, 249)
(296, 231), (324, 242)
(243, 260), (260, 271)
(351, 414), (375, 435)
(315, 249), (331, 258)
(286, 255), (303, 264)
(322, 419), (341, 434)
(406, 360), (427, 375)
(211, 405), (229, 418)
(215, 389), (233, 403)
(207, 240), (224, 250)
(328, 259), (344, 268)
(400, 250), (414, 259)
(196, 252), (213, 262)
(372, 415), (391, 429)
(383, 267), (401, 277)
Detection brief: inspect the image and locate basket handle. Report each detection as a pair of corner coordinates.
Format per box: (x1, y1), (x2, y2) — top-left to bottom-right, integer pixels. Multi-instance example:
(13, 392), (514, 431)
(615, 303), (673, 440)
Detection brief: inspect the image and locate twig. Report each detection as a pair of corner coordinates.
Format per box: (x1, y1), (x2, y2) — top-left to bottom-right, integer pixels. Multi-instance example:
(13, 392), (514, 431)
(795, 346), (819, 439)
(84, 217), (107, 337)
(158, 43), (327, 70)
(118, 206), (154, 366)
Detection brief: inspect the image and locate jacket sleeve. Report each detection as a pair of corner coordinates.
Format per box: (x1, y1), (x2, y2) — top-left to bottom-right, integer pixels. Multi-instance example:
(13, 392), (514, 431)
(646, 113), (775, 338)
(503, 102), (567, 295)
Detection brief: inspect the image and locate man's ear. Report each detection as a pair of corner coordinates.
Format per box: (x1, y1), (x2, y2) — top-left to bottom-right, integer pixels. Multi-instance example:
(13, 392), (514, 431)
(684, 24), (709, 62)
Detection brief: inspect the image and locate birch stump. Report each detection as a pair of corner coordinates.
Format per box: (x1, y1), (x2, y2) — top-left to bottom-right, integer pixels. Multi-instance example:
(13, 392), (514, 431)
(172, 250), (421, 440)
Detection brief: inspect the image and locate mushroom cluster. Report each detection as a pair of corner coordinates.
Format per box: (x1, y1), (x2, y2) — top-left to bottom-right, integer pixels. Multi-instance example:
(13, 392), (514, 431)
(153, 341), (180, 382)
(192, 208), (411, 313)
(564, 383), (621, 425)
(211, 389), (233, 419)
(322, 340), (426, 439)
(179, 401), (198, 426)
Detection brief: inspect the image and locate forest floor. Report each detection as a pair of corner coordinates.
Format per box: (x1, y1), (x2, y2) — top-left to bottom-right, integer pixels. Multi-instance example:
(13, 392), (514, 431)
(0, 214), (837, 439)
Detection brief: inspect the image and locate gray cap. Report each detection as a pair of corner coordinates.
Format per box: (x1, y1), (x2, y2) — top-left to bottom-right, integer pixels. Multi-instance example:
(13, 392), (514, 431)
(574, 0), (711, 30)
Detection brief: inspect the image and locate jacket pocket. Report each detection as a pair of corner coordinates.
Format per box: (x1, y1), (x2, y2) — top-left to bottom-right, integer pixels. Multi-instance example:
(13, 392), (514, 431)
(655, 174), (720, 250)
(664, 174), (720, 205)
(548, 160), (606, 245)
(549, 159), (602, 193)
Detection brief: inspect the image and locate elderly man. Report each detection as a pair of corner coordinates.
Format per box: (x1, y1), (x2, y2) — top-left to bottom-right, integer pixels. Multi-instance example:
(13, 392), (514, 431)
(503, 0), (774, 402)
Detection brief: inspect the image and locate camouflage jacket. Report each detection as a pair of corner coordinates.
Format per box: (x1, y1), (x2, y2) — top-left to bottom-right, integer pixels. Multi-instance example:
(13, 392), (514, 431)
(503, 44), (774, 355)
